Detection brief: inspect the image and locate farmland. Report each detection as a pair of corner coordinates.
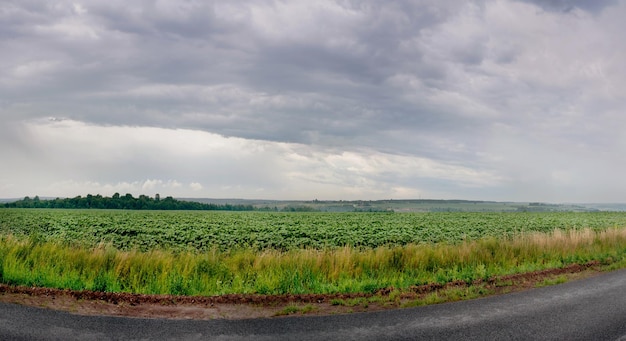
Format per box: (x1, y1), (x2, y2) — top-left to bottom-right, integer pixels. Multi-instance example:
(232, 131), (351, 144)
(2, 209), (626, 251)
(0, 209), (626, 298)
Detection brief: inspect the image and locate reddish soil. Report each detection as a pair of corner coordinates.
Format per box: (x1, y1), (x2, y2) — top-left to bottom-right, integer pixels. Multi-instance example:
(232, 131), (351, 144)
(0, 261), (605, 320)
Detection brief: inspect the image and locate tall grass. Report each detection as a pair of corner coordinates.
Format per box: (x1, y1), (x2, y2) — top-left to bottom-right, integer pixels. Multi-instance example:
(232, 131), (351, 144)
(1, 228), (625, 296)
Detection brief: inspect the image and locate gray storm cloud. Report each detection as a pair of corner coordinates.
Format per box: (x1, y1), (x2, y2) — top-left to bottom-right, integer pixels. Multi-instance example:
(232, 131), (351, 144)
(1, 0), (626, 201)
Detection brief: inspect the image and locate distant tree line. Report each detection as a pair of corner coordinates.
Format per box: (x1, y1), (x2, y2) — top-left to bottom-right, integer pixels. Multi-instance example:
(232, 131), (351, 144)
(2, 194), (256, 211)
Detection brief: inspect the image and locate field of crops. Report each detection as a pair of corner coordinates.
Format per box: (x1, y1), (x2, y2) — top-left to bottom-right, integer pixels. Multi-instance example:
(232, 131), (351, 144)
(2, 209), (626, 251)
(2, 208), (626, 297)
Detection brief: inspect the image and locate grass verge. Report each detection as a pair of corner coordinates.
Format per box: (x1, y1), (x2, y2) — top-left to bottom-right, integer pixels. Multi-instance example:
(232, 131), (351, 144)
(0, 228), (625, 297)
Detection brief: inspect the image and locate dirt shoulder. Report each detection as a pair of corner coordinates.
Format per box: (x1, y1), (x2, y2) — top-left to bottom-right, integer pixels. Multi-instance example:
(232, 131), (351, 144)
(0, 262), (607, 320)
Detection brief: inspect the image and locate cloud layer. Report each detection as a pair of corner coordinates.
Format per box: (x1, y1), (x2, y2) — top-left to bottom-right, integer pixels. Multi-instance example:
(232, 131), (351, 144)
(2, 0), (626, 201)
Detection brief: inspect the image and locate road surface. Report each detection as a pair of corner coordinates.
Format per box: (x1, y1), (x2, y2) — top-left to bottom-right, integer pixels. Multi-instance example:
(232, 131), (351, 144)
(1, 268), (625, 340)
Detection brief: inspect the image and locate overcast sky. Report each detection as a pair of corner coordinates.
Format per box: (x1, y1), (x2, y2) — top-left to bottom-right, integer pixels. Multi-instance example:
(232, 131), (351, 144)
(1, 0), (625, 202)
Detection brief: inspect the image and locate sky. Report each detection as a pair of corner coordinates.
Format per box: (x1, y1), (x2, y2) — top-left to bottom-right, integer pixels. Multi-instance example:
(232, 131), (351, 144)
(1, 0), (625, 202)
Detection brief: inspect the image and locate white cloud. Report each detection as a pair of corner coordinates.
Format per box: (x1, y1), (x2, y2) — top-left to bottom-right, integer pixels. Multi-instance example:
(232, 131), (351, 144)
(0, 119), (507, 200)
(41, 179), (185, 198)
(189, 182), (203, 191)
(141, 179), (159, 191)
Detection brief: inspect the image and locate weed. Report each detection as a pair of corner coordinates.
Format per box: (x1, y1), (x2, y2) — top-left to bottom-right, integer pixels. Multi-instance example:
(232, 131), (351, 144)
(282, 305), (300, 315)
(300, 304), (316, 314)
(330, 299), (345, 306)
(274, 305), (304, 316)
(536, 275), (568, 287)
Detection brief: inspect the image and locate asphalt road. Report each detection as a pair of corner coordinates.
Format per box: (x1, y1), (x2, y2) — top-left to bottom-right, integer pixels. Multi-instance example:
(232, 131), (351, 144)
(1, 269), (625, 341)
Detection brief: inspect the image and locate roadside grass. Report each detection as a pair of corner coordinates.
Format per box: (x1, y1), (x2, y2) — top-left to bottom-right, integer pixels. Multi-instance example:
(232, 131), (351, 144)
(401, 287), (487, 308)
(0, 228), (625, 297)
(274, 304), (316, 316)
(536, 275), (568, 287)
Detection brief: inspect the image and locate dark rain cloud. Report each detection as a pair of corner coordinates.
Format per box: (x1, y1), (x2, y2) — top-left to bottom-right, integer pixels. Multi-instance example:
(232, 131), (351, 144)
(2, 0), (626, 200)
(1, 0), (476, 157)
(515, 0), (618, 13)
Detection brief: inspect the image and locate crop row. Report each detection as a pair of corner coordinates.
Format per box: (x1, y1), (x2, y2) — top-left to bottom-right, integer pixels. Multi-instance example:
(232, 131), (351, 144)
(2, 209), (626, 251)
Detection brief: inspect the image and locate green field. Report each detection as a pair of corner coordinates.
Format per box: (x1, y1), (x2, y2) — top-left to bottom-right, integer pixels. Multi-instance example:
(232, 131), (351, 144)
(1, 209), (626, 297)
(2, 209), (626, 251)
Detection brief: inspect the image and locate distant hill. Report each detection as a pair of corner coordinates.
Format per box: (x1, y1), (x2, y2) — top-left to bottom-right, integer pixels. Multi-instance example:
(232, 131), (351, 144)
(181, 198), (613, 212)
(3, 196), (624, 212)
(576, 203), (626, 211)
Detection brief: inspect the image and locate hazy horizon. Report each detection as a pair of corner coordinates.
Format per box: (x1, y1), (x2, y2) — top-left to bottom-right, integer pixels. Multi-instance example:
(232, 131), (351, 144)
(4, 195), (626, 206)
